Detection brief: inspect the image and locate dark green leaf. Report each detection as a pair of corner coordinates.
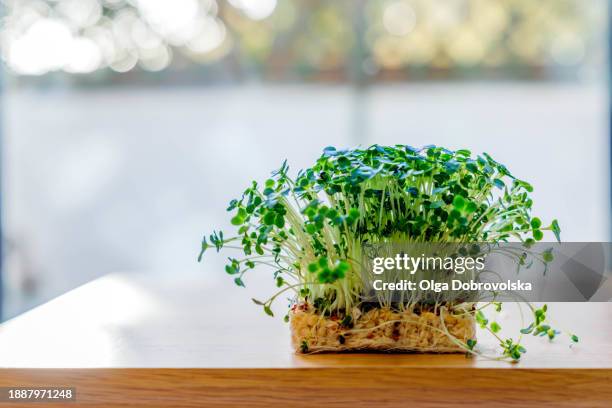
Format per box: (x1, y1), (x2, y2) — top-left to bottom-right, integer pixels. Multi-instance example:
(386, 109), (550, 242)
(530, 217), (542, 229)
(263, 305), (274, 317)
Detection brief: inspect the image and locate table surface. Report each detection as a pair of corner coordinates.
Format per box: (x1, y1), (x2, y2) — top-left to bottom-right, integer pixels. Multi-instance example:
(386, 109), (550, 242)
(0, 272), (610, 369)
(0, 272), (610, 407)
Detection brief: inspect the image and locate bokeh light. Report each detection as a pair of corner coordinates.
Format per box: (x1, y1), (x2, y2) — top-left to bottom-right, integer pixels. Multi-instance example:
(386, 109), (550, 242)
(0, 0), (605, 78)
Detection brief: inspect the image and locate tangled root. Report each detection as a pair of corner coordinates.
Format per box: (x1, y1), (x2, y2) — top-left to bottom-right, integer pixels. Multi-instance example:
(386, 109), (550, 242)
(290, 304), (475, 353)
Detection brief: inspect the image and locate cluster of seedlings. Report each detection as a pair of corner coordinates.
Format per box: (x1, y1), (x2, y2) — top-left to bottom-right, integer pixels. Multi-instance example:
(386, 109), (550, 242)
(199, 145), (577, 361)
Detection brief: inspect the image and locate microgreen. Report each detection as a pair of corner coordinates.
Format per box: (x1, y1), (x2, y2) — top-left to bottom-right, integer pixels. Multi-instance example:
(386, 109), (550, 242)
(501, 338), (526, 362)
(199, 145), (571, 361)
(476, 310), (489, 328)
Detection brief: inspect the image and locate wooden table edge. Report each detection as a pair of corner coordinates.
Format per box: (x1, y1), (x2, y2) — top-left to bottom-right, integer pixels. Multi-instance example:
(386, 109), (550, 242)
(0, 367), (610, 407)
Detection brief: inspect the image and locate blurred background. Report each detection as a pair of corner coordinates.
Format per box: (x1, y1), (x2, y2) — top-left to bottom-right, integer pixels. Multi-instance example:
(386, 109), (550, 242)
(0, 0), (610, 319)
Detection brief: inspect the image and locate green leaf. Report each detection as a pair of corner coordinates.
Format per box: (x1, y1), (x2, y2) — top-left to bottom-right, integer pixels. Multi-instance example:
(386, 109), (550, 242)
(317, 268), (332, 283)
(493, 179), (505, 189)
(231, 215), (244, 226)
(318, 257), (328, 268)
(227, 199), (239, 211)
(263, 211), (276, 226)
(274, 215), (285, 228)
(263, 305), (274, 317)
(516, 180), (534, 192)
(452, 195), (466, 210)
(234, 277), (245, 287)
(530, 217), (542, 229)
(533, 229), (544, 241)
(520, 323), (535, 334)
(323, 146), (337, 156)
(465, 201), (478, 214)
(251, 298), (265, 305)
(475, 310), (488, 328)
(197, 237), (209, 262)
(225, 264), (239, 275)
(348, 208), (360, 219)
(490, 322), (501, 333)
(336, 260), (350, 273)
(571, 334), (579, 343)
(551, 219), (561, 242)
(466, 339), (477, 350)
(535, 308), (546, 325)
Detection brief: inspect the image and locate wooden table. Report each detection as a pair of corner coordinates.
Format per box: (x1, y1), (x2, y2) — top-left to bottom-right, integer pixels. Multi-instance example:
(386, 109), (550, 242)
(0, 272), (610, 407)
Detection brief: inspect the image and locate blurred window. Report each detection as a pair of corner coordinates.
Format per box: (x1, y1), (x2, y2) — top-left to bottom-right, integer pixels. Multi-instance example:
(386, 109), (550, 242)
(0, 0), (609, 320)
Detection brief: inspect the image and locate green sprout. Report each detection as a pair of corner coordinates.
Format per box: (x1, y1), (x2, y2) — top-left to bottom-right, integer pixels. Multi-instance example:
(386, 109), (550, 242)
(199, 145), (572, 361)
